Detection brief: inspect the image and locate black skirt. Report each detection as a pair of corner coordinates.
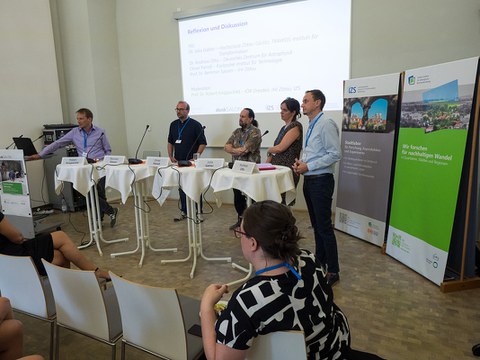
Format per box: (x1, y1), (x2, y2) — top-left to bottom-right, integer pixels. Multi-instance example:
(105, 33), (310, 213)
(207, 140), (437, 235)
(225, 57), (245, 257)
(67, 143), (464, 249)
(1, 233), (54, 276)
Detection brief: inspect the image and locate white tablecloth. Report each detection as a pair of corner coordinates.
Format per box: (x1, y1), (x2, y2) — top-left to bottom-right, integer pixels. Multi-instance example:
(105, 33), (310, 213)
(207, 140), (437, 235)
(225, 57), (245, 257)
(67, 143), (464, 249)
(152, 166), (216, 205)
(54, 163), (104, 196)
(105, 163), (156, 203)
(210, 165), (295, 205)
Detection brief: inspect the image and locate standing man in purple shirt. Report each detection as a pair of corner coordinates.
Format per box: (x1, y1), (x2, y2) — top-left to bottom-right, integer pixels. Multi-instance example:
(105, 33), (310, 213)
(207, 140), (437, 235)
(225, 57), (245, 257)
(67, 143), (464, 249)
(29, 108), (118, 227)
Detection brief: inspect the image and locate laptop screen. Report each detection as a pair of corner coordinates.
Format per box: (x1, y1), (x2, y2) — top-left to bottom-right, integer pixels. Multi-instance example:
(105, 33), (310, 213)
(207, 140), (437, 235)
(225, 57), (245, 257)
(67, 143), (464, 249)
(13, 137), (38, 156)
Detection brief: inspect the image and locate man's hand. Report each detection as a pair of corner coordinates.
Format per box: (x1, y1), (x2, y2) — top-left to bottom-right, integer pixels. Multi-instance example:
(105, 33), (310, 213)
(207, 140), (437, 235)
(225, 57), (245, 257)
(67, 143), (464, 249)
(25, 154), (41, 161)
(293, 158), (308, 175)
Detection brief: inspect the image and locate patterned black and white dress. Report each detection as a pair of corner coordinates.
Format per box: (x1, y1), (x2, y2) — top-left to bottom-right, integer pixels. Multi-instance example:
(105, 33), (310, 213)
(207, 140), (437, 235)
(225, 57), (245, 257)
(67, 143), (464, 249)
(215, 249), (350, 359)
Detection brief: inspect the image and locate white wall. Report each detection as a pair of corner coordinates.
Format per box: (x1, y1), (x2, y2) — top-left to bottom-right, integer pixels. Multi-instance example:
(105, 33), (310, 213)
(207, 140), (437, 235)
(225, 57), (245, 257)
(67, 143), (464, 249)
(0, 0), (63, 206)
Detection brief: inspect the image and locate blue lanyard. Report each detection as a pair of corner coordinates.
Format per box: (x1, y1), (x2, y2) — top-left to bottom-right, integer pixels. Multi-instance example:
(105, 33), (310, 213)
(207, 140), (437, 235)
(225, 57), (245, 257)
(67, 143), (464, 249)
(239, 127), (252, 145)
(177, 118), (191, 140)
(305, 112), (323, 147)
(255, 262), (301, 280)
(82, 130), (88, 149)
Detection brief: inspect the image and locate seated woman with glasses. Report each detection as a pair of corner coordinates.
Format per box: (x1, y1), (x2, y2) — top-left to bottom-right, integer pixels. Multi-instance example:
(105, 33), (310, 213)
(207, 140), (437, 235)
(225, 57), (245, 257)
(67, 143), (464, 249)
(200, 200), (351, 360)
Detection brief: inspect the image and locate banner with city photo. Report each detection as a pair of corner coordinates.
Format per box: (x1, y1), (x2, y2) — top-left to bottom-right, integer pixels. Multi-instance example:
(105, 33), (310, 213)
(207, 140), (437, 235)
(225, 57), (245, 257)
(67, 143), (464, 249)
(386, 57), (479, 285)
(335, 73), (400, 246)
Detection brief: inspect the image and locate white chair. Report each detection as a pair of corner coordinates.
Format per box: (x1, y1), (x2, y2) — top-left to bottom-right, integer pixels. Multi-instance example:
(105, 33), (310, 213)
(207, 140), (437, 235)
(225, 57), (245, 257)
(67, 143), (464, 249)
(246, 331), (307, 360)
(42, 260), (122, 360)
(0, 254), (56, 360)
(109, 272), (203, 360)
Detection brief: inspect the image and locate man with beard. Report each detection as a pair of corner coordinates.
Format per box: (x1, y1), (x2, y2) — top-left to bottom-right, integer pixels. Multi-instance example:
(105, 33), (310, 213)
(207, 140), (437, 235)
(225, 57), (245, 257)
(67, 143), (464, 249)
(224, 108), (262, 230)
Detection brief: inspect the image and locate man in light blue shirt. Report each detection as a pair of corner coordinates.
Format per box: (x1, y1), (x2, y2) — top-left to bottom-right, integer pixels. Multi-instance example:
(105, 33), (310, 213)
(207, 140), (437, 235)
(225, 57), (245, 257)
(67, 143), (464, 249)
(293, 90), (341, 286)
(29, 108), (118, 227)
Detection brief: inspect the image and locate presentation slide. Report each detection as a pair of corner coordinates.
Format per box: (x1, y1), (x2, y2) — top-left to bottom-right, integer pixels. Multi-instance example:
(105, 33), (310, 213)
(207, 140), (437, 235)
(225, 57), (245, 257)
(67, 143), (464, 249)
(178, 0), (351, 116)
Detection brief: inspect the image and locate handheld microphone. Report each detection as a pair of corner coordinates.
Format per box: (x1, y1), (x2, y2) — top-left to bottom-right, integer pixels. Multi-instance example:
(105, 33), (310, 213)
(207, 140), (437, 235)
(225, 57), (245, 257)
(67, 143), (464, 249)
(6, 135), (23, 149)
(261, 130), (269, 137)
(129, 124), (150, 165)
(85, 133), (104, 163)
(177, 125), (206, 167)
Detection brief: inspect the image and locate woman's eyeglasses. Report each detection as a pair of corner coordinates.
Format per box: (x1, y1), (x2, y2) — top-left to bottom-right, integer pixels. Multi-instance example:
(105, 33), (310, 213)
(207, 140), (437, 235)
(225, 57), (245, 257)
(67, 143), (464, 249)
(233, 229), (250, 239)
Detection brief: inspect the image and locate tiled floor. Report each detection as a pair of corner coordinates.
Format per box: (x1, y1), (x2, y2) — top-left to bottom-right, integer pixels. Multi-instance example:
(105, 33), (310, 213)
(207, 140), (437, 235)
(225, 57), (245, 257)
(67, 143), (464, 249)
(18, 198), (480, 359)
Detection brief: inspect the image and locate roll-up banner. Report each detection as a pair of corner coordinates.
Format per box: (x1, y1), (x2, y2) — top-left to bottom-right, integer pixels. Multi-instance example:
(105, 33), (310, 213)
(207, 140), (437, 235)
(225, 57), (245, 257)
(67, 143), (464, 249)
(386, 57), (479, 285)
(335, 73), (400, 246)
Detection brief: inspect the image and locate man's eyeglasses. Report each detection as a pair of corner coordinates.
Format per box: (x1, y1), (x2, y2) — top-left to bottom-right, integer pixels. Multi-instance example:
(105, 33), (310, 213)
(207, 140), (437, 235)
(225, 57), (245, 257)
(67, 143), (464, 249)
(175, 108), (187, 111)
(233, 229), (250, 239)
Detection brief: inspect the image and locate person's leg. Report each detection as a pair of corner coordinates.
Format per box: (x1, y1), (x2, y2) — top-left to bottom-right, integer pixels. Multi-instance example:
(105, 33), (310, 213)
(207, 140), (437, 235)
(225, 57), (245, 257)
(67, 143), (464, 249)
(96, 177), (113, 216)
(230, 189), (247, 229)
(304, 175), (339, 274)
(179, 189), (187, 214)
(0, 297), (23, 360)
(303, 179), (326, 267)
(50, 231), (110, 279)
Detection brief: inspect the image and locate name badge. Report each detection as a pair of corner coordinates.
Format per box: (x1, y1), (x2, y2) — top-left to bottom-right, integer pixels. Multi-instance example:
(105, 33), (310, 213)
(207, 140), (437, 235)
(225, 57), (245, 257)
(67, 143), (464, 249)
(146, 157), (171, 168)
(103, 155), (126, 165)
(61, 157), (87, 165)
(175, 139), (182, 144)
(232, 160), (258, 174)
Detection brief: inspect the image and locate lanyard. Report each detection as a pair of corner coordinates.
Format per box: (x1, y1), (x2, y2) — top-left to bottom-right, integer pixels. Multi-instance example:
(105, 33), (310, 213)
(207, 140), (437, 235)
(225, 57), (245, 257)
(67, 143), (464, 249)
(305, 112), (323, 147)
(177, 118), (191, 140)
(255, 262), (301, 280)
(239, 127), (252, 145)
(82, 130), (88, 149)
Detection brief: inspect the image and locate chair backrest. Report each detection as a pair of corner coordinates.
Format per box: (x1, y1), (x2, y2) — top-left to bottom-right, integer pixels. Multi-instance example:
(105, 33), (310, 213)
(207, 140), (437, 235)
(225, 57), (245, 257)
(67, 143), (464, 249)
(42, 260), (121, 342)
(0, 254), (55, 319)
(246, 331), (307, 360)
(110, 272), (189, 359)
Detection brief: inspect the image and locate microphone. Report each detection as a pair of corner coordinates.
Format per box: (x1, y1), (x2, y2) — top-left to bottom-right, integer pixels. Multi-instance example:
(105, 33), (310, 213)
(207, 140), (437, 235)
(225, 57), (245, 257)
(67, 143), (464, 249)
(177, 125), (206, 167)
(128, 124), (150, 165)
(6, 135), (23, 149)
(261, 130), (269, 138)
(85, 133), (104, 163)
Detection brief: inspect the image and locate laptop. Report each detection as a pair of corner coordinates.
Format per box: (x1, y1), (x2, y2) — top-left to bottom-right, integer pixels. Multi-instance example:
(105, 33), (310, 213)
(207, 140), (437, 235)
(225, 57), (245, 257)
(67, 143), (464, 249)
(13, 137), (38, 156)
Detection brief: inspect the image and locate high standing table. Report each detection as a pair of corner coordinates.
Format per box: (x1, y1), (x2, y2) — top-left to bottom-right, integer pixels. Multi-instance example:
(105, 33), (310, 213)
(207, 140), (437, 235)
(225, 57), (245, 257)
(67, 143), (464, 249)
(54, 163), (128, 256)
(104, 163), (177, 267)
(210, 165), (296, 285)
(152, 165), (231, 278)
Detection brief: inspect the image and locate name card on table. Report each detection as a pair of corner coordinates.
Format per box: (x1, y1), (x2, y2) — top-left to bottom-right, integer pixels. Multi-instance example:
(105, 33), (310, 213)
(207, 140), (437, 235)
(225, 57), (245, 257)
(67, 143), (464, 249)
(61, 157), (87, 165)
(195, 158), (225, 170)
(231, 160), (259, 174)
(103, 155), (126, 165)
(146, 156), (171, 168)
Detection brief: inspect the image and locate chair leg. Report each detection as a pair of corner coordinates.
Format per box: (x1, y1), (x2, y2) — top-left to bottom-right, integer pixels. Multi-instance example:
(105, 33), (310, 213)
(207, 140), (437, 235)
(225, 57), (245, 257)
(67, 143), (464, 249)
(55, 325), (60, 360)
(111, 343), (116, 360)
(49, 321), (55, 360)
(121, 340), (126, 360)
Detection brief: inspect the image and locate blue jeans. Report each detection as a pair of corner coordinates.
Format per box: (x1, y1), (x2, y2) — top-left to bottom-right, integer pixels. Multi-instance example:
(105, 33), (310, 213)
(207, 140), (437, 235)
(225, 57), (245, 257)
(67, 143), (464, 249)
(303, 174), (339, 274)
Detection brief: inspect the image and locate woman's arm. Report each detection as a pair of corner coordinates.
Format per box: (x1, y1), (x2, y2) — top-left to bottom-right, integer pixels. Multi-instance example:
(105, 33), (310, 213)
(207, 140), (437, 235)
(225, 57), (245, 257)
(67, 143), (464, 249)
(267, 126), (300, 155)
(0, 216), (24, 244)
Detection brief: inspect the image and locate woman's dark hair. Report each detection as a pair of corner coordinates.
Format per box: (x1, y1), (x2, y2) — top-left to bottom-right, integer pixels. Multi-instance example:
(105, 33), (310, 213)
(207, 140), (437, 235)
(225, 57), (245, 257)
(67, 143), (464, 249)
(281, 97), (301, 120)
(244, 107), (258, 127)
(242, 200), (302, 262)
